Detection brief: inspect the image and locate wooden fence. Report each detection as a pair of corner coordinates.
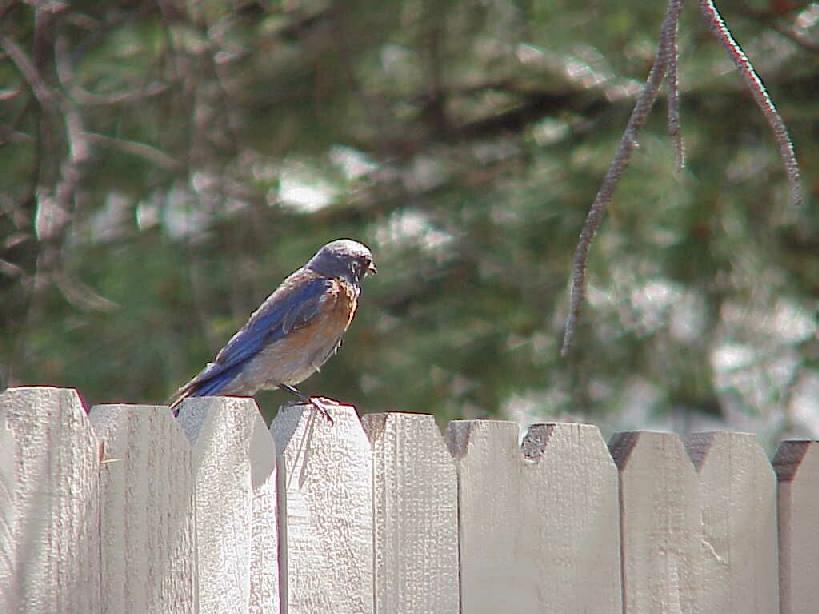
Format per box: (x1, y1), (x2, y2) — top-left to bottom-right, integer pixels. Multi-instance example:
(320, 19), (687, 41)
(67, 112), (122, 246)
(1, 386), (817, 614)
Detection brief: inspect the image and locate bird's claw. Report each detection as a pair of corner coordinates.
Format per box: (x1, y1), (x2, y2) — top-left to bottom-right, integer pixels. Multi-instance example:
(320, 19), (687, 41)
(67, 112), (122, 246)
(280, 384), (336, 425)
(307, 396), (334, 425)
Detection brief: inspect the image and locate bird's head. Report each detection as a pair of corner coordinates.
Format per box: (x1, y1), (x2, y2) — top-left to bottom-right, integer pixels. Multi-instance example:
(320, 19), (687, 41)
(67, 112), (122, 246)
(307, 239), (377, 285)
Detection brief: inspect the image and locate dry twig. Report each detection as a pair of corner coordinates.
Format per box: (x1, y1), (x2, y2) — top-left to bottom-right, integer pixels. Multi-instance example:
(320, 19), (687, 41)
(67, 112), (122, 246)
(561, 0), (684, 356)
(561, 0), (802, 357)
(698, 0), (802, 206)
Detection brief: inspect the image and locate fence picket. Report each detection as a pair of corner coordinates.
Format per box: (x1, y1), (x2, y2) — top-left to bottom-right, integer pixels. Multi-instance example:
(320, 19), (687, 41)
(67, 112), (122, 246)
(450, 420), (620, 614)
(521, 423), (622, 613)
(686, 431), (779, 612)
(363, 412), (459, 614)
(176, 397), (279, 614)
(774, 440), (819, 614)
(0, 387), (101, 614)
(89, 404), (195, 614)
(610, 431), (699, 614)
(448, 420), (522, 614)
(271, 402), (373, 614)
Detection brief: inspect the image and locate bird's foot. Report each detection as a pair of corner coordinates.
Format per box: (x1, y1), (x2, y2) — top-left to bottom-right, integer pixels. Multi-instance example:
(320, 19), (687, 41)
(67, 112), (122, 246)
(280, 384), (336, 425)
(306, 396), (335, 425)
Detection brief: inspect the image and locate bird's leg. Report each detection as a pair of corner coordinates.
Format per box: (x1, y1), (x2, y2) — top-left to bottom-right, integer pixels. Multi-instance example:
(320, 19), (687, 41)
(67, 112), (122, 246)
(280, 384), (334, 425)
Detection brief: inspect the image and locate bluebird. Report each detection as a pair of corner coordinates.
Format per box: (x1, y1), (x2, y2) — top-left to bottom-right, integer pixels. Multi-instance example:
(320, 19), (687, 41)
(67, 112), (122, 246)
(170, 239), (376, 418)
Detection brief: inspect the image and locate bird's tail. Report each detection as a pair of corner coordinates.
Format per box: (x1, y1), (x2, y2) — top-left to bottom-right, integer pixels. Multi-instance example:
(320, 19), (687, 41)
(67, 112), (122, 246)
(168, 381), (194, 415)
(168, 363), (239, 415)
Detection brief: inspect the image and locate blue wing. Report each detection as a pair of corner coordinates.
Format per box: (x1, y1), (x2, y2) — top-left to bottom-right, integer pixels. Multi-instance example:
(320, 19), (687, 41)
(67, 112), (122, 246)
(173, 274), (332, 403)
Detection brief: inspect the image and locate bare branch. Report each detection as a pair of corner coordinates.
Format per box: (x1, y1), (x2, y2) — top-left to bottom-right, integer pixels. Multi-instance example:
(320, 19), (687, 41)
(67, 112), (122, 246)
(0, 33), (59, 114)
(666, 0), (685, 170)
(0, 258), (25, 278)
(698, 0), (802, 206)
(561, 0), (684, 357)
(83, 132), (182, 171)
(54, 272), (119, 313)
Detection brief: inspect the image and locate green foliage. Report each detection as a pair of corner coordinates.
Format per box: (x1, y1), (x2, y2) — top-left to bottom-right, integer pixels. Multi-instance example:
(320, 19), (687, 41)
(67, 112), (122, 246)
(1, 0), (816, 439)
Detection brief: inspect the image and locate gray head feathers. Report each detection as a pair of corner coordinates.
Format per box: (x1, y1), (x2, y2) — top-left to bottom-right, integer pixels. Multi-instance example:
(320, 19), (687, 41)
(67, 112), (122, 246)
(307, 239), (376, 284)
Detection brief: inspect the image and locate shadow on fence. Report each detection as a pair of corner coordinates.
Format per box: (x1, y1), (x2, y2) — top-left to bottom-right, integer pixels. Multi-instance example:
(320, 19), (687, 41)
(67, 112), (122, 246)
(1, 386), (817, 613)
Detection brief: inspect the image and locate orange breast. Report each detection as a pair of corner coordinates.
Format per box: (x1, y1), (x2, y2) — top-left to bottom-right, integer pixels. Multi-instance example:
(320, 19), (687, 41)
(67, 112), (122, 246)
(325, 278), (358, 331)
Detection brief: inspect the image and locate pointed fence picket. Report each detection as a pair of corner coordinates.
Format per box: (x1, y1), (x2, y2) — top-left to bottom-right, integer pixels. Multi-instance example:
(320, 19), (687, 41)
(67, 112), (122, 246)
(271, 403), (372, 614)
(686, 432), (779, 613)
(363, 412), (459, 614)
(1, 386), (818, 614)
(0, 387), (101, 614)
(610, 431), (700, 614)
(519, 423), (622, 613)
(176, 397), (279, 614)
(90, 404), (195, 614)
(773, 440), (819, 614)
(450, 420), (621, 614)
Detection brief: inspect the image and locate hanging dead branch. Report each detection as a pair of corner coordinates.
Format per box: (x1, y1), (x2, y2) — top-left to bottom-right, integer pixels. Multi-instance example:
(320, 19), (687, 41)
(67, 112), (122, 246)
(561, 0), (803, 357)
(697, 0), (802, 207)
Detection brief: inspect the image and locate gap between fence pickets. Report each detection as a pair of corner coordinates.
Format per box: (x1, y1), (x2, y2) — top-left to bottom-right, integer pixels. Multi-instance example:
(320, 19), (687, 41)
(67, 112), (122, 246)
(0, 388), (819, 614)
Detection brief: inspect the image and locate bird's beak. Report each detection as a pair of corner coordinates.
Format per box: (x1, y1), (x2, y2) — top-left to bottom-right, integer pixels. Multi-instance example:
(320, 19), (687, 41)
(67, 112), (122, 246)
(367, 262), (378, 276)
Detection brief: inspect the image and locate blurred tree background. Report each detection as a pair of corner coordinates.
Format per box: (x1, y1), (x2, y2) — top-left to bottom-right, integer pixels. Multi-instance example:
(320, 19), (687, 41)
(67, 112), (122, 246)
(1, 0), (816, 442)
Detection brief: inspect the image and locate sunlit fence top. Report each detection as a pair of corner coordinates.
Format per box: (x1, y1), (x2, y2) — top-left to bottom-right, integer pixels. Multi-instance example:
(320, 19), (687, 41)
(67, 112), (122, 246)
(1, 386), (817, 614)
